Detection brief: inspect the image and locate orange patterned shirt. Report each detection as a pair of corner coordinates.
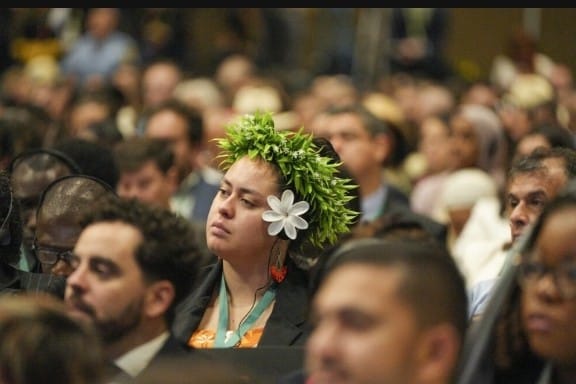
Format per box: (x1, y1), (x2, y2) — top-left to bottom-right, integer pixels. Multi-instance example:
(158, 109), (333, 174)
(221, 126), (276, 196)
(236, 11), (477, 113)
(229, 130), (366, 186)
(188, 328), (264, 348)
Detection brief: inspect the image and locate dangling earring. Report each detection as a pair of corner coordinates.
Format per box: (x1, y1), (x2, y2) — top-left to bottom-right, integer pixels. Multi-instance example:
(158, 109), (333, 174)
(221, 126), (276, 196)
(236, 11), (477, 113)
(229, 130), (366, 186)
(269, 240), (287, 283)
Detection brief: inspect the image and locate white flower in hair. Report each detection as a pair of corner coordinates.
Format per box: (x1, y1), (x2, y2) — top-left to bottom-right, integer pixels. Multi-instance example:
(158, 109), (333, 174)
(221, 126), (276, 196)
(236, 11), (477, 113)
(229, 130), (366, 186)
(262, 190), (309, 240)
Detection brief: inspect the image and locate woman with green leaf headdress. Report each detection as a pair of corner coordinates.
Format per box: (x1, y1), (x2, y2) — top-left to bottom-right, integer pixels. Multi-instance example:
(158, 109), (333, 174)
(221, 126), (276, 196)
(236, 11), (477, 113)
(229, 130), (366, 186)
(173, 112), (359, 349)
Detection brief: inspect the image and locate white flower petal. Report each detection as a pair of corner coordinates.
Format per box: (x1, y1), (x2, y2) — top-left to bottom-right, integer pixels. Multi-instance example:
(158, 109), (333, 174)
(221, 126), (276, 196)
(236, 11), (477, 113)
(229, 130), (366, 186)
(288, 215), (309, 230)
(268, 221), (284, 236)
(262, 210), (284, 222)
(263, 189), (310, 240)
(284, 221), (297, 239)
(289, 201), (309, 216)
(267, 195), (283, 212)
(280, 190), (294, 210)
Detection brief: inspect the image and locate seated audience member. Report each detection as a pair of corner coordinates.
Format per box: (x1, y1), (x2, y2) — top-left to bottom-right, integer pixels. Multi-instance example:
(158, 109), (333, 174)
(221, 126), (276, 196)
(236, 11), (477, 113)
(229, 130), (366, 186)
(144, 99), (220, 225)
(410, 114), (455, 219)
(463, 147), (576, 319)
(448, 103), (508, 193)
(59, 8), (141, 91)
(114, 137), (179, 210)
(318, 103), (447, 244)
(0, 293), (104, 384)
(1, 170), (69, 297)
(63, 88), (122, 142)
(512, 121), (576, 162)
(498, 73), (558, 146)
(489, 28), (555, 94)
(65, 196), (205, 382)
(173, 112), (358, 349)
(456, 181), (576, 384)
(8, 148), (80, 271)
(516, 183), (576, 383)
(283, 237), (467, 384)
(34, 175), (117, 279)
(113, 136), (212, 267)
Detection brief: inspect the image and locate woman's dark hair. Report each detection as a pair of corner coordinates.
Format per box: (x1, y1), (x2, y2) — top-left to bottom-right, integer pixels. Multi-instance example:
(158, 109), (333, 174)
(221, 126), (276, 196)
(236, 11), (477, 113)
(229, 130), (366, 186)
(287, 137), (360, 268)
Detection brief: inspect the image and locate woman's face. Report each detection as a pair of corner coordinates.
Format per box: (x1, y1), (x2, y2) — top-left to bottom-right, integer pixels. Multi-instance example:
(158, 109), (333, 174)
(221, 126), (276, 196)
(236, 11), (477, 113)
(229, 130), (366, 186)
(521, 206), (576, 365)
(205, 156), (280, 261)
(450, 114), (479, 169)
(418, 116), (453, 174)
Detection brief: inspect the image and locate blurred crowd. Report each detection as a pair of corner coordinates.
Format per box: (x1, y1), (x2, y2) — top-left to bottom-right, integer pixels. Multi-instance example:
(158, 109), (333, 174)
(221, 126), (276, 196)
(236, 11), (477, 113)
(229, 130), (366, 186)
(1, 7), (576, 384)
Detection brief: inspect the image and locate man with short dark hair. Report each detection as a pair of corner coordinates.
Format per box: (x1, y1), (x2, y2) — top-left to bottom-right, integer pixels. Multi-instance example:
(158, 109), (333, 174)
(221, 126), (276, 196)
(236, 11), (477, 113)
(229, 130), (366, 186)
(114, 137), (178, 210)
(283, 238), (468, 384)
(65, 196), (204, 381)
(113, 137), (212, 268)
(144, 99), (220, 224)
(317, 104), (446, 244)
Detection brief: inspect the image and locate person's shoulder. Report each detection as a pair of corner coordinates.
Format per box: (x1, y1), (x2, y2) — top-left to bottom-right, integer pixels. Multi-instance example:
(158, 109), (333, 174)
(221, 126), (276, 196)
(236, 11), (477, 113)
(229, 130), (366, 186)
(158, 333), (191, 357)
(468, 278), (498, 321)
(19, 271), (66, 299)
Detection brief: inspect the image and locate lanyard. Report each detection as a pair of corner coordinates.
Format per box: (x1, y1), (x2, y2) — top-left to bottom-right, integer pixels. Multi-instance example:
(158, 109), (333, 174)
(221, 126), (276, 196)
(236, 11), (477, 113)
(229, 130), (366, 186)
(214, 275), (276, 348)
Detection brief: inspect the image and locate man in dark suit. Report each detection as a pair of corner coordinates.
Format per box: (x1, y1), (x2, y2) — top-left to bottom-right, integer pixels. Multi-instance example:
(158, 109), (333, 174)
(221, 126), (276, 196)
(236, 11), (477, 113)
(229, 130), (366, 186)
(64, 196), (204, 382)
(317, 104), (447, 244)
(143, 99), (221, 225)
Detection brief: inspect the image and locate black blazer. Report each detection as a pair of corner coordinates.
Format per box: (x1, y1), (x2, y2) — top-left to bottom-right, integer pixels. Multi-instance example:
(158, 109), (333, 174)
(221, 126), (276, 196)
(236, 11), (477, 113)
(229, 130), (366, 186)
(173, 258), (311, 348)
(108, 334), (191, 383)
(138, 334), (190, 374)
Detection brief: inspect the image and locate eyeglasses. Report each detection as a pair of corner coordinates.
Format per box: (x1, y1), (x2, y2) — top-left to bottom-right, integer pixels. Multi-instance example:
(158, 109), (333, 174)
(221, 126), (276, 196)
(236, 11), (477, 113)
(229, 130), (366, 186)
(32, 240), (74, 266)
(517, 258), (576, 300)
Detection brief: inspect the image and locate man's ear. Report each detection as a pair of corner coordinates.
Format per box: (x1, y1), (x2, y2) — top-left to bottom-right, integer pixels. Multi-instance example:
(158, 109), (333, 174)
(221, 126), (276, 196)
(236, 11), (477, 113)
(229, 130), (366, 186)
(414, 323), (462, 383)
(145, 280), (175, 318)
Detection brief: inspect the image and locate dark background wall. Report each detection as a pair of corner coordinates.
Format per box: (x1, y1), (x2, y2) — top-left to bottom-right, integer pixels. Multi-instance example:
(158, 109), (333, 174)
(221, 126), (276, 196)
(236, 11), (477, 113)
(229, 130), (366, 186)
(182, 8), (576, 87)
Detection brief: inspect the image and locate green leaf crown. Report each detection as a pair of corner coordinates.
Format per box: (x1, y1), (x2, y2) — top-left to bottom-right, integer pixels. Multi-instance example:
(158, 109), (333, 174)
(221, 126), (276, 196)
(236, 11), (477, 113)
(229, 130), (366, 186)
(216, 112), (358, 248)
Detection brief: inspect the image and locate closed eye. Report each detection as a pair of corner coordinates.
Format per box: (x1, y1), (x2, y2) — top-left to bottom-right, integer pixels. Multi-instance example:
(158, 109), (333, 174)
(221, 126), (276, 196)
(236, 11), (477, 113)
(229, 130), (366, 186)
(89, 258), (120, 280)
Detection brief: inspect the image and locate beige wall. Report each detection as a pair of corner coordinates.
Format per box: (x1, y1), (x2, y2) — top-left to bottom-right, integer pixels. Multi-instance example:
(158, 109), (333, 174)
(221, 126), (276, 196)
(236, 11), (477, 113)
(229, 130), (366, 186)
(447, 8), (576, 80)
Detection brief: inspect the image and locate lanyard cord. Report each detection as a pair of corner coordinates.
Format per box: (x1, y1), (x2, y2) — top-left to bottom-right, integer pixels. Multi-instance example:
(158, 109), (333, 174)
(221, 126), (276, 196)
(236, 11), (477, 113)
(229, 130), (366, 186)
(214, 274), (277, 348)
